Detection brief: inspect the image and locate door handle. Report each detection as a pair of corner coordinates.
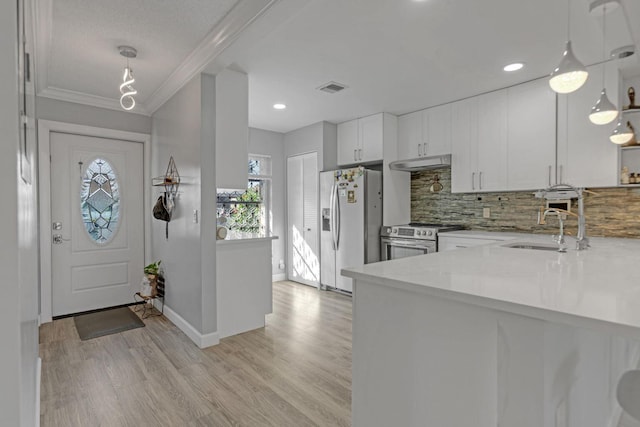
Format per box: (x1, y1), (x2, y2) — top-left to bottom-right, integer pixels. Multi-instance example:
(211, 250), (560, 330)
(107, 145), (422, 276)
(472, 172), (475, 191)
(479, 171), (483, 190)
(418, 143), (422, 157)
(559, 165), (563, 184)
(53, 234), (70, 244)
(353, 149), (357, 161)
(358, 148), (362, 161)
(548, 165), (552, 186)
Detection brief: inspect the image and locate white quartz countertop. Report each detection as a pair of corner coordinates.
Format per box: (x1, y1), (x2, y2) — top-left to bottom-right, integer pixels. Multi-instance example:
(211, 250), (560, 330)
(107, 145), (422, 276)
(342, 234), (640, 339)
(216, 232), (278, 245)
(438, 230), (526, 240)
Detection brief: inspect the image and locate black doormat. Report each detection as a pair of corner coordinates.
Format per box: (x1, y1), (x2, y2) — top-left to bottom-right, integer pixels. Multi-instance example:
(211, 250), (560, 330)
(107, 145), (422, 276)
(74, 306), (145, 340)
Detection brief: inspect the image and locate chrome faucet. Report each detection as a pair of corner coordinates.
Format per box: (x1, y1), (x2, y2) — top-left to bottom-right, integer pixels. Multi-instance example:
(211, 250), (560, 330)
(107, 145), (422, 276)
(540, 208), (576, 252)
(535, 184), (590, 251)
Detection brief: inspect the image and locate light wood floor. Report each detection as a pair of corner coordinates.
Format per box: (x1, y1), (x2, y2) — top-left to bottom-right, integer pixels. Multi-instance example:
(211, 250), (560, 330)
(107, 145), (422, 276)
(39, 281), (352, 427)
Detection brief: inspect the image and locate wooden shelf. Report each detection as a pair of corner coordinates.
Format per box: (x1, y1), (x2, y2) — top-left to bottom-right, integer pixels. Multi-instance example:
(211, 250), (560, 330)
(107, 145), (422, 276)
(622, 109), (640, 114)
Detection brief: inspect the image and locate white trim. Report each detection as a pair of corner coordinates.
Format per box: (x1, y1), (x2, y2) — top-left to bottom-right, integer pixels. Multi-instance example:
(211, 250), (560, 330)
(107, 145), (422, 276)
(35, 357), (41, 427)
(38, 120), (151, 323)
(39, 87), (151, 116)
(32, 0), (51, 96)
(145, 0), (278, 114)
(160, 303), (220, 349)
(272, 273), (286, 282)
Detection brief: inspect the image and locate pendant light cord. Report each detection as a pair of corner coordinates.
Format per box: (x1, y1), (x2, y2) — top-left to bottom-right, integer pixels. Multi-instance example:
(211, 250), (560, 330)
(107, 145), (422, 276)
(567, 0), (571, 41)
(601, 3), (607, 87)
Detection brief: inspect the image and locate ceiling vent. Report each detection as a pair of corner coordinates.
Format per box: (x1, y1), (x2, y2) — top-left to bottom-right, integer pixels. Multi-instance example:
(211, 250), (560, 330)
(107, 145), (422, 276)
(317, 81), (348, 94)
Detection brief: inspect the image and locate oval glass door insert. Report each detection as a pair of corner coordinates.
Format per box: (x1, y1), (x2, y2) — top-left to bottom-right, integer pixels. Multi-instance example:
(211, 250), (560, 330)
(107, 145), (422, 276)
(80, 158), (120, 244)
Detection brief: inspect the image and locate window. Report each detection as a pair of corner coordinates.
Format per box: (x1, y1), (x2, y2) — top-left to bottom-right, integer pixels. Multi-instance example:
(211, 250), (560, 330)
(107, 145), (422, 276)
(80, 158), (120, 244)
(217, 154), (271, 236)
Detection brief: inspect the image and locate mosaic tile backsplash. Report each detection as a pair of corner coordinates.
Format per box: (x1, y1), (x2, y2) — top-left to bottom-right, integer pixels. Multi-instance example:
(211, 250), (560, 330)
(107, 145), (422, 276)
(411, 169), (640, 239)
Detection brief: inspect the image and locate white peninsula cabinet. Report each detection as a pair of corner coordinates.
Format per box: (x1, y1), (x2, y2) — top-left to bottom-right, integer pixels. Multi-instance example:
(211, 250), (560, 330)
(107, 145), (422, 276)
(557, 62), (619, 188)
(397, 104), (452, 160)
(451, 91), (508, 192)
(337, 113), (386, 166)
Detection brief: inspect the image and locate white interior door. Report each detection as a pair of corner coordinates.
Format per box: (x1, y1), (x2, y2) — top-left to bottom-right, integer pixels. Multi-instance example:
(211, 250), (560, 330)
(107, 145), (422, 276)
(287, 152), (319, 287)
(50, 132), (144, 316)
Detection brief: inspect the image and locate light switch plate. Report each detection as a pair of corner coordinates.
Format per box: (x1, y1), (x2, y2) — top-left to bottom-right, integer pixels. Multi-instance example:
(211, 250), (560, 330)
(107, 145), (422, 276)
(483, 207), (491, 218)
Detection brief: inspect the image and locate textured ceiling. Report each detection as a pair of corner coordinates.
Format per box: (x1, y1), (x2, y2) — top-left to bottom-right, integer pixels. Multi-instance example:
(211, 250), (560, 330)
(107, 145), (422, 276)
(209, 0), (640, 133)
(46, 0), (240, 103)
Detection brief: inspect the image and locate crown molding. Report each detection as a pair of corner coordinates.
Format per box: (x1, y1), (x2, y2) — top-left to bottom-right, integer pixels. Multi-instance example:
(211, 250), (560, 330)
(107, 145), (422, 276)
(144, 0), (279, 114)
(39, 87), (151, 116)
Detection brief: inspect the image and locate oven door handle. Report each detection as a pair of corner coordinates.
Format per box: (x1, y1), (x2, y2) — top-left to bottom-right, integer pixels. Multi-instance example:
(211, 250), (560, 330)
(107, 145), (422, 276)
(382, 240), (433, 249)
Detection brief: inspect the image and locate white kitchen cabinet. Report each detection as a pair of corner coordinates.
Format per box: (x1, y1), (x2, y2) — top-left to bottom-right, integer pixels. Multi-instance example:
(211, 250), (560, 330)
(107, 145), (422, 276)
(397, 104), (452, 160)
(557, 62), (619, 188)
(451, 90), (508, 193)
(397, 111), (422, 159)
(337, 119), (359, 165)
(337, 113), (384, 165)
(215, 68), (249, 190)
(507, 78), (557, 191)
(438, 235), (503, 252)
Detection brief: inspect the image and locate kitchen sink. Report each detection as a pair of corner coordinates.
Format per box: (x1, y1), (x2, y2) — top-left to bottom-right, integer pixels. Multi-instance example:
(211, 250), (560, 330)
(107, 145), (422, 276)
(502, 242), (560, 251)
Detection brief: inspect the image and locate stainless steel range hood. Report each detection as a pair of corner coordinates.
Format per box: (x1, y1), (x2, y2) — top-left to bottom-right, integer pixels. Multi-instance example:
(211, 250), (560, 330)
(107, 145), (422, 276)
(388, 154), (451, 172)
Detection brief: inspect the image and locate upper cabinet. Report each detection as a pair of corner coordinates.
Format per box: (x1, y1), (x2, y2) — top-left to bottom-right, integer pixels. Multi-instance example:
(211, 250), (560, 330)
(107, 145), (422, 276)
(507, 78), (557, 191)
(215, 68), (249, 190)
(397, 104), (452, 160)
(557, 62), (619, 188)
(451, 90), (508, 193)
(337, 113), (384, 165)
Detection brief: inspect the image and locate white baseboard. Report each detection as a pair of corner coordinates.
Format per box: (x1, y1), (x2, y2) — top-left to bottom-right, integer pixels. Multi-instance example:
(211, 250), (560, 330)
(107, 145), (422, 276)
(158, 302), (220, 349)
(35, 357), (41, 427)
(272, 273), (286, 282)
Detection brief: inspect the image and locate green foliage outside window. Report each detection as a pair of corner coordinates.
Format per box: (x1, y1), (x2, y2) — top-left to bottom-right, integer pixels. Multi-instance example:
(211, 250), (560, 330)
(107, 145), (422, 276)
(227, 184), (263, 233)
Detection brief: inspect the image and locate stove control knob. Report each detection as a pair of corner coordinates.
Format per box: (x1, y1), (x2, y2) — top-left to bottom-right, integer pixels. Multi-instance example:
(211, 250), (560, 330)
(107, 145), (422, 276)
(386, 227), (392, 234)
(427, 230), (433, 237)
(420, 231), (426, 236)
(392, 228), (398, 234)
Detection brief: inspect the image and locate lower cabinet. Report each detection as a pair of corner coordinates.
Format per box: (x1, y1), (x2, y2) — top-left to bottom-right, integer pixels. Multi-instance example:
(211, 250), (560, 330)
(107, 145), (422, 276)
(438, 235), (504, 252)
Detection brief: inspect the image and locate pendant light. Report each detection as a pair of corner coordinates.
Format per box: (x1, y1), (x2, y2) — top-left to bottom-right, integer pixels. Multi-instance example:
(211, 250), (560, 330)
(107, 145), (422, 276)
(610, 118), (634, 144)
(588, 2), (618, 125)
(118, 46), (138, 111)
(549, 0), (588, 94)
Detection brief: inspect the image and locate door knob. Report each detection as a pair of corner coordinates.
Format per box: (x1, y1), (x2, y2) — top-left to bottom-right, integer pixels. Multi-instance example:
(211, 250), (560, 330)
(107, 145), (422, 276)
(53, 234), (63, 244)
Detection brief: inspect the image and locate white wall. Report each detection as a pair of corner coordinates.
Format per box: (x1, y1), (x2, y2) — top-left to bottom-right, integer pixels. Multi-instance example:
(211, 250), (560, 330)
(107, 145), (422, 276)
(36, 96), (152, 134)
(1, 0), (39, 425)
(151, 74), (217, 334)
(249, 128), (286, 279)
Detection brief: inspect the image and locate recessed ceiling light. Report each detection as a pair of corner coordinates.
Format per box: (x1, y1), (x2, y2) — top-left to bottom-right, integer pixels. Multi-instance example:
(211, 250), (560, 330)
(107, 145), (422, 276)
(503, 62), (524, 72)
(273, 103), (287, 110)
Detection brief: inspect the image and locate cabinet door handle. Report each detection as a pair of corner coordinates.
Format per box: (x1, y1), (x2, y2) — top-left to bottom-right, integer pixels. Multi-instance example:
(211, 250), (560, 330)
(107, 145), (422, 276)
(423, 142), (427, 156)
(472, 172), (475, 191)
(358, 148), (362, 160)
(354, 149), (357, 162)
(418, 143), (422, 157)
(559, 165), (563, 184)
(548, 165), (552, 186)
(479, 171), (483, 190)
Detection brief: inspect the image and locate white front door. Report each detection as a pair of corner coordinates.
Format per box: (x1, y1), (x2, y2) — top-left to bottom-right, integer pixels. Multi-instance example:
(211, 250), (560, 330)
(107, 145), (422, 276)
(50, 132), (144, 316)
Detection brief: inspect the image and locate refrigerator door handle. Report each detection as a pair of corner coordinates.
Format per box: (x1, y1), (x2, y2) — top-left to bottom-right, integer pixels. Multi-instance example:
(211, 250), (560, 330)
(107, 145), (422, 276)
(330, 182), (337, 251)
(335, 184), (341, 250)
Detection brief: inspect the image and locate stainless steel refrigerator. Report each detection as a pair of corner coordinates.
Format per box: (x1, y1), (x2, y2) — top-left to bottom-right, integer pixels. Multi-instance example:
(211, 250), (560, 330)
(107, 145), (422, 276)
(320, 167), (382, 293)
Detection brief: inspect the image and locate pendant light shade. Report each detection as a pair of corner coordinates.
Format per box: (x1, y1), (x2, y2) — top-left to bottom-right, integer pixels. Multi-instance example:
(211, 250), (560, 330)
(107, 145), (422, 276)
(589, 1), (618, 125)
(610, 118), (634, 144)
(549, 41), (589, 94)
(589, 89), (618, 124)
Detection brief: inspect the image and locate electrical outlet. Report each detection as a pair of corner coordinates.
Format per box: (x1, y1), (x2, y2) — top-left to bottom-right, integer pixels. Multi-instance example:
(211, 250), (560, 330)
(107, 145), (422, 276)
(483, 207), (491, 218)
(278, 260), (285, 270)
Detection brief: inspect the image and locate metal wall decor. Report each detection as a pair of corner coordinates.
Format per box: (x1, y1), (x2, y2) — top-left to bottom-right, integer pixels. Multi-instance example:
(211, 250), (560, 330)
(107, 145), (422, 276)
(152, 156), (180, 239)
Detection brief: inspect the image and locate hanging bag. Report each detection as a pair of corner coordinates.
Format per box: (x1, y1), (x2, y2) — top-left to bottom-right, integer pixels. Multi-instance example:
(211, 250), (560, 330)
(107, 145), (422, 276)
(153, 193), (172, 238)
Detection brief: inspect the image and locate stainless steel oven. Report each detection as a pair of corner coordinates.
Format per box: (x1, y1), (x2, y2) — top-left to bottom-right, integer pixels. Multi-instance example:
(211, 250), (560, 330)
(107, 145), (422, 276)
(380, 223), (463, 261)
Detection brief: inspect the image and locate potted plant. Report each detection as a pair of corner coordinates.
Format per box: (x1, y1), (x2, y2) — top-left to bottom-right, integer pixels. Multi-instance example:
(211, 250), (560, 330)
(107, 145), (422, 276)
(144, 261), (161, 297)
